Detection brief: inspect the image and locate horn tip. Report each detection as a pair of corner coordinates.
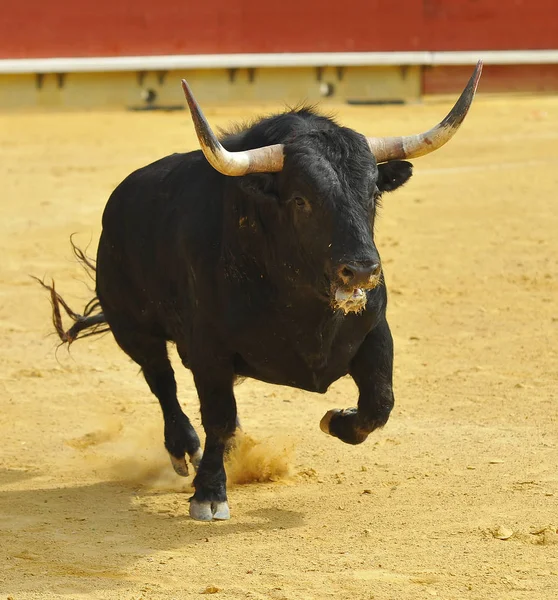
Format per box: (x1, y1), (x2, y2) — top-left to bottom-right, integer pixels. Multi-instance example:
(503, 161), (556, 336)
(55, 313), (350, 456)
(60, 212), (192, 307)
(180, 79), (199, 117)
(180, 79), (191, 97)
(472, 60), (483, 92)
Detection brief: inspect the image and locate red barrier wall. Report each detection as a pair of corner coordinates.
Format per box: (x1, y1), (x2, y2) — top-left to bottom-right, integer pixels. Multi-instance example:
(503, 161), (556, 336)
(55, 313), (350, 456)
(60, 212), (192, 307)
(1, 0), (557, 59)
(424, 64), (558, 95)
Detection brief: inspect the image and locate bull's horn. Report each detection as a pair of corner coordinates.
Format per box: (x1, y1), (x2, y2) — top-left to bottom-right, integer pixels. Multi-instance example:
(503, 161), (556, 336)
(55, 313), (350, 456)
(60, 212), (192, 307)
(367, 60), (483, 163)
(181, 80), (284, 176)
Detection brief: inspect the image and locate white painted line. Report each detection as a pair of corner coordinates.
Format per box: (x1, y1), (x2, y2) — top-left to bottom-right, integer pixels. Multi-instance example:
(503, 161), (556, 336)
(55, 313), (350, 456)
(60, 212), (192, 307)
(429, 50), (558, 65)
(1, 50), (558, 74)
(0, 52), (429, 73)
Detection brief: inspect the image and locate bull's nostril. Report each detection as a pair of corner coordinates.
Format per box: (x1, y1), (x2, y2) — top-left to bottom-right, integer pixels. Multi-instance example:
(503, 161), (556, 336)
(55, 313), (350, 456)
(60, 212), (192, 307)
(341, 267), (354, 280)
(338, 261), (381, 286)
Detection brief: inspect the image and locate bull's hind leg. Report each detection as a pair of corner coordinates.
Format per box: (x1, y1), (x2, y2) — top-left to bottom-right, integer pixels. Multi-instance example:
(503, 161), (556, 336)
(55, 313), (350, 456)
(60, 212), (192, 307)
(108, 325), (202, 475)
(143, 366), (203, 476)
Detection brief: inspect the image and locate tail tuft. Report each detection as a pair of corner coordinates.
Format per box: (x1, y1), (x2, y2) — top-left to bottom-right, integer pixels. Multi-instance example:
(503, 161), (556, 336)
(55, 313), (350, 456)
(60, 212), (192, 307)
(34, 238), (110, 346)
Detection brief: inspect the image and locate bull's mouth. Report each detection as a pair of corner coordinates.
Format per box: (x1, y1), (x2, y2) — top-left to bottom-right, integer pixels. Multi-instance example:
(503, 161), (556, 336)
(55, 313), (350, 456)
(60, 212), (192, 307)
(334, 287), (367, 314)
(332, 274), (382, 315)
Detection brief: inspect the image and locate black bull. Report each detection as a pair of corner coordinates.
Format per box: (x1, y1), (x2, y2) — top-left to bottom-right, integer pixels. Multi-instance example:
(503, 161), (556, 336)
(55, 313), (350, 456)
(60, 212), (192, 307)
(38, 63), (482, 521)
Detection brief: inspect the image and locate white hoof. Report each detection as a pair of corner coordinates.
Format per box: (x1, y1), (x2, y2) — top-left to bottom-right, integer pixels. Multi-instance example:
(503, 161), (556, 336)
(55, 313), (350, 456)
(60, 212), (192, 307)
(189, 499), (230, 521)
(212, 501), (230, 520)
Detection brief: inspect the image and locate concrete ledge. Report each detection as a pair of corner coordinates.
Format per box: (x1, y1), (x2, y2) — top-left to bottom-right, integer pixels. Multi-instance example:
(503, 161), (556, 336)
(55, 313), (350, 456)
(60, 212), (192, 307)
(0, 66), (422, 110)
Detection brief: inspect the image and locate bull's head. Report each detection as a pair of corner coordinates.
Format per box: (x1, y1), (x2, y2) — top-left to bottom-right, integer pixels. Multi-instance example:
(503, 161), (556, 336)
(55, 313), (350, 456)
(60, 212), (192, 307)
(181, 62), (482, 313)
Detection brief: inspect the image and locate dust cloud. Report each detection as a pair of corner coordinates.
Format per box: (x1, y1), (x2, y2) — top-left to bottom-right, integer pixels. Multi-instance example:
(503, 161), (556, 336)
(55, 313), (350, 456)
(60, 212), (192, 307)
(66, 418), (192, 492)
(65, 419), (294, 491)
(225, 431), (294, 486)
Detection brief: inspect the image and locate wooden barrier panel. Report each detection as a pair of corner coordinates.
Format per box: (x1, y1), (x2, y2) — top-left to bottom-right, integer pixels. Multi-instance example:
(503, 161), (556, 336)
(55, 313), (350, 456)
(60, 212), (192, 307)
(1, 0), (557, 59)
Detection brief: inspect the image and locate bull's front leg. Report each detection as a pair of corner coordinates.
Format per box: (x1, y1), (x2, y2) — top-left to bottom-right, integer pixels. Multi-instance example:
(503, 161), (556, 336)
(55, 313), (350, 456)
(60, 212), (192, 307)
(320, 317), (394, 445)
(189, 360), (237, 521)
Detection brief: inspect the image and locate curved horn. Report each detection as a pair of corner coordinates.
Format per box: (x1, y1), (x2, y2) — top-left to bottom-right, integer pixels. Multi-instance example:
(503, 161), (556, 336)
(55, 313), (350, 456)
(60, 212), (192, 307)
(367, 60), (483, 163)
(181, 80), (284, 176)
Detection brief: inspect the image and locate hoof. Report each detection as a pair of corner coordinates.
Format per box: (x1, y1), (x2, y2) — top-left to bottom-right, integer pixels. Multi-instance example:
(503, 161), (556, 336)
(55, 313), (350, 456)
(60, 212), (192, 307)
(189, 448), (203, 471)
(320, 409), (342, 435)
(170, 455), (189, 477)
(320, 407), (369, 445)
(189, 498), (230, 521)
(213, 501), (231, 520)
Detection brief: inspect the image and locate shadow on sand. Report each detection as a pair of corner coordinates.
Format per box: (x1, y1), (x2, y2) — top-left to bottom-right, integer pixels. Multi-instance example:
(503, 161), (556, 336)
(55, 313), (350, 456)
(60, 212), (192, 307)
(0, 468), (305, 594)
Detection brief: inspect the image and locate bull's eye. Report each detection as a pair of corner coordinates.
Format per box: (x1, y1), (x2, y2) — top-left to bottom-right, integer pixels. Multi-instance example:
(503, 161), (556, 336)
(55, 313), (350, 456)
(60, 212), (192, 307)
(292, 195), (309, 210)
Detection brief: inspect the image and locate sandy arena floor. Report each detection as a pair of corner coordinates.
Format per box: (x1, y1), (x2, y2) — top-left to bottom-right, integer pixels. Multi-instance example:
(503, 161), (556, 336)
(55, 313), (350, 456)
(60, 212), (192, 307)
(1, 94), (557, 600)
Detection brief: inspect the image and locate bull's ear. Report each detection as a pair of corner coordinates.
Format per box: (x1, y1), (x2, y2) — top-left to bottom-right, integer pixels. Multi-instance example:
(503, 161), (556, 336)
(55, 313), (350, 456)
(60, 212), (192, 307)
(238, 173), (279, 202)
(377, 160), (413, 192)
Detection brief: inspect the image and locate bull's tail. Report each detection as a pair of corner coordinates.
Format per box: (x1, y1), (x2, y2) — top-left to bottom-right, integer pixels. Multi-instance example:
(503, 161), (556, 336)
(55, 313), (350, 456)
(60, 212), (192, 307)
(34, 238), (110, 346)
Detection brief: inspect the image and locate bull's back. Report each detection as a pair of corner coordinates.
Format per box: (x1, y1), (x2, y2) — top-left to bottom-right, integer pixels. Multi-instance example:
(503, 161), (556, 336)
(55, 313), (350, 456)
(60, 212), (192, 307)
(96, 151), (222, 331)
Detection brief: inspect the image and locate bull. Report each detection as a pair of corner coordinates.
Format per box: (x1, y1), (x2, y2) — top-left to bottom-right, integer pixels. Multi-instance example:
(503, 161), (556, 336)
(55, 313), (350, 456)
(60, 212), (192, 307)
(39, 62), (482, 520)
